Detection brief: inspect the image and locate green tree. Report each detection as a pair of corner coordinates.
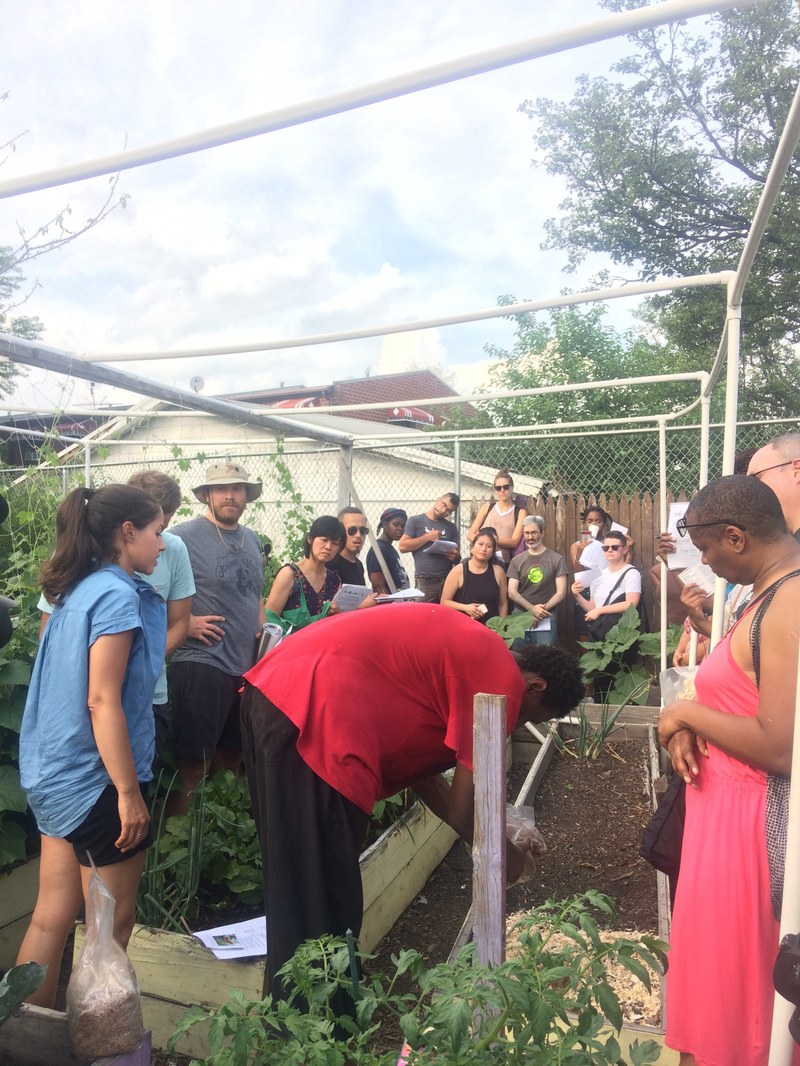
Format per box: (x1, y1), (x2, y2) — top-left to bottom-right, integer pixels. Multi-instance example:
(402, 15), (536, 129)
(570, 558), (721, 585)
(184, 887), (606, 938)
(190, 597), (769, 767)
(524, 0), (800, 419)
(474, 301), (704, 494)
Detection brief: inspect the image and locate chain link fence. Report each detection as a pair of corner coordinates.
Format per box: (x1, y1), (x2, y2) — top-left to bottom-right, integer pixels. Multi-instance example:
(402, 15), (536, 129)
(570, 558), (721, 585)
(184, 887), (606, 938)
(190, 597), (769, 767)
(1, 415), (797, 647)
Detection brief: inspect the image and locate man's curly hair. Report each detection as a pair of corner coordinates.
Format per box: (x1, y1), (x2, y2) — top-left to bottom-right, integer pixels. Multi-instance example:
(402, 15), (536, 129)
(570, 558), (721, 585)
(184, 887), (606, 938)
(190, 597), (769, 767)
(511, 644), (584, 718)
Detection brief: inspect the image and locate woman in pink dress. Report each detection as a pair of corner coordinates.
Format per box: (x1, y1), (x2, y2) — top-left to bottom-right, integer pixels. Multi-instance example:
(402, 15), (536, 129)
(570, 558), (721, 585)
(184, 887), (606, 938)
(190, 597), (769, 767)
(659, 474), (800, 1066)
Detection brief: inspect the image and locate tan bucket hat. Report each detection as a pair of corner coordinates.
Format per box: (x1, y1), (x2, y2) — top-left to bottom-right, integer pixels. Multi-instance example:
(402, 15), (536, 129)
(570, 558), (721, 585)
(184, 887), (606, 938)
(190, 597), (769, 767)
(192, 461), (262, 503)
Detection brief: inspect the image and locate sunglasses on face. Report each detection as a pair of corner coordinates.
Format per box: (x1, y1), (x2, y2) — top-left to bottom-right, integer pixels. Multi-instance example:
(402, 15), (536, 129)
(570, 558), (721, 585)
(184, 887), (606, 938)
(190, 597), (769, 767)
(494, 483), (511, 491)
(676, 517), (746, 537)
(601, 544), (624, 552)
(347, 525), (369, 536)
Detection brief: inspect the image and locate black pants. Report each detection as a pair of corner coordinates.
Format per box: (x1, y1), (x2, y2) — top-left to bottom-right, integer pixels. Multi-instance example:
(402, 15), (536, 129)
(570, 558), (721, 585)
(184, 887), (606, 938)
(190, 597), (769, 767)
(239, 683), (370, 1000)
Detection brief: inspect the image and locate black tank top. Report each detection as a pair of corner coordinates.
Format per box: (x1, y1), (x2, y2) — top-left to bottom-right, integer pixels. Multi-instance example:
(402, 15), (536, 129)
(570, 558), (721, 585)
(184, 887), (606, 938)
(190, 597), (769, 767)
(454, 561), (500, 623)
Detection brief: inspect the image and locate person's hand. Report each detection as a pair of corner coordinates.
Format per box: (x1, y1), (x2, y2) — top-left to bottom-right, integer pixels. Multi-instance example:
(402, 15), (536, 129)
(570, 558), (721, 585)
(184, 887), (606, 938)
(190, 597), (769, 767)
(666, 728), (709, 788)
(427, 528), (444, 542)
(584, 607), (601, 622)
(658, 700), (697, 747)
(444, 547), (461, 561)
(357, 593), (378, 610)
(462, 603), (485, 620)
(532, 605), (550, 621)
(115, 788), (150, 851)
(656, 531), (676, 560)
(189, 614), (225, 646)
(326, 601), (341, 615)
(680, 583), (708, 613)
(571, 580), (585, 597)
(673, 647), (687, 667)
(505, 839), (528, 886)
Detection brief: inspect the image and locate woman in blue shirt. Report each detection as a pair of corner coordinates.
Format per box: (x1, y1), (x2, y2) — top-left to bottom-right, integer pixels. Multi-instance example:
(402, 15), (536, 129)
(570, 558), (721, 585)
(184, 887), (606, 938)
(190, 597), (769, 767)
(16, 484), (167, 1007)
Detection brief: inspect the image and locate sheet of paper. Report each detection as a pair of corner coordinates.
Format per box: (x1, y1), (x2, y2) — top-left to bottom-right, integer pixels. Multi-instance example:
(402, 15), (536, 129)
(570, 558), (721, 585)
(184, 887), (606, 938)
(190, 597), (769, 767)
(530, 617), (551, 632)
(610, 521), (629, 536)
(575, 567), (602, 589)
(677, 562), (716, 596)
(375, 588), (424, 603)
(332, 583), (374, 610)
(665, 502), (700, 569)
(193, 916), (267, 959)
(578, 539), (606, 570)
(422, 539), (458, 556)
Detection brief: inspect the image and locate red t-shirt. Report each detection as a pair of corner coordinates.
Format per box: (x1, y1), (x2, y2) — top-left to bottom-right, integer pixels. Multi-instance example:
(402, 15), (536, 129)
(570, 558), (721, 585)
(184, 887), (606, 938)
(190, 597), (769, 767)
(244, 603), (525, 813)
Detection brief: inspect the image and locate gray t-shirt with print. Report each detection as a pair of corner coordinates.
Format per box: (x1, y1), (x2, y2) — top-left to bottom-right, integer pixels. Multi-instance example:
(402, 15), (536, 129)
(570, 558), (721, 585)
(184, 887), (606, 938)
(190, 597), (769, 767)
(507, 547), (568, 607)
(170, 516), (263, 677)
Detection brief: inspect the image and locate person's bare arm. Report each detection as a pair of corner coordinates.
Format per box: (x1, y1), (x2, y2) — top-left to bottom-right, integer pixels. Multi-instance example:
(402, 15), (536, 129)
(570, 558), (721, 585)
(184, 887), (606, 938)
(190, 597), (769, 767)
(466, 502), (490, 544)
(660, 584), (798, 774)
(87, 631), (148, 852)
(497, 508), (527, 551)
(264, 565), (296, 617)
(413, 765), (529, 883)
(507, 577), (535, 615)
(165, 597), (191, 656)
(399, 528), (442, 553)
(496, 566), (509, 617)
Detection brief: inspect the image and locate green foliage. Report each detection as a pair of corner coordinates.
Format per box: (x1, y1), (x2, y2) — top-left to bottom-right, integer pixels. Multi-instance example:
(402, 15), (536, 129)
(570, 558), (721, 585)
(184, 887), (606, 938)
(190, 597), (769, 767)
(0, 962), (46, 1027)
(525, 0), (800, 421)
(137, 770), (262, 930)
(579, 605), (659, 711)
(270, 438), (315, 562)
(0, 470), (72, 870)
(477, 303), (706, 494)
(169, 892), (666, 1065)
(486, 611), (534, 647)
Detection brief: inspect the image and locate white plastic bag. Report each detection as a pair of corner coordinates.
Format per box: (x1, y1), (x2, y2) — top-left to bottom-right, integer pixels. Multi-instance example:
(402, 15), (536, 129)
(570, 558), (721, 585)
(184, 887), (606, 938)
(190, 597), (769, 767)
(659, 665), (699, 704)
(506, 804), (547, 885)
(66, 861), (144, 1059)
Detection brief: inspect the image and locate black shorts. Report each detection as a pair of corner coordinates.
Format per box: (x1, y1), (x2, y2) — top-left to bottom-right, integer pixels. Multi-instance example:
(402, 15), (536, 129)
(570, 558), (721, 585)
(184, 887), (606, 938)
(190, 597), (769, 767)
(65, 782), (152, 867)
(169, 661), (244, 762)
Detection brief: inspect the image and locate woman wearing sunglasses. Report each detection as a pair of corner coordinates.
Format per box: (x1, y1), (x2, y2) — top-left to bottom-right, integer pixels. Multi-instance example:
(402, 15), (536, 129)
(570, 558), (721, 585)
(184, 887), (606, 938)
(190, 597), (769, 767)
(466, 468), (527, 566)
(571, 530), (641, 642)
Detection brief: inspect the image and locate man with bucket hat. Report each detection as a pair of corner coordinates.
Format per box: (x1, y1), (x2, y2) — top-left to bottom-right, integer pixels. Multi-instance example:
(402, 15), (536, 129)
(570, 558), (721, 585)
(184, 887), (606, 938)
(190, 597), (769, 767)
(169, 461), (265, 813)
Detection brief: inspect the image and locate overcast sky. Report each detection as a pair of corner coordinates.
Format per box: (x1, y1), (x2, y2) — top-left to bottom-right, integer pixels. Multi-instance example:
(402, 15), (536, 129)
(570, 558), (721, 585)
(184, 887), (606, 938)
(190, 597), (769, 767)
(0, 0), (656, 413)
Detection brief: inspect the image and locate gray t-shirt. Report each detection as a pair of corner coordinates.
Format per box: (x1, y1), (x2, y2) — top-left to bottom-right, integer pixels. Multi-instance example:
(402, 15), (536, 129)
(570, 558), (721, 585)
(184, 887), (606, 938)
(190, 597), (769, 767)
(507, 547), (568, 607)
(170, 516), (263, 677)
(404, 512), (459, 579)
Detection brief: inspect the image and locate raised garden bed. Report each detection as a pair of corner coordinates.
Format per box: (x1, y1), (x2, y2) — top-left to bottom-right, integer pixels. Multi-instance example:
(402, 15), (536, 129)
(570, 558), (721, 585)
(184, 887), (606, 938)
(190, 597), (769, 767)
(73, 800), (457, 1056)
(0, 1002), (150, 1066)
(0, 860), (39, 973)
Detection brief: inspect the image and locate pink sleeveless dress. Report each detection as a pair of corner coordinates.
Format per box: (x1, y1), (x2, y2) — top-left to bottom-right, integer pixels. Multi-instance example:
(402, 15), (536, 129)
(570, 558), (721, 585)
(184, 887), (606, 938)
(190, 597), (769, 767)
(665, 625), (799, 1065)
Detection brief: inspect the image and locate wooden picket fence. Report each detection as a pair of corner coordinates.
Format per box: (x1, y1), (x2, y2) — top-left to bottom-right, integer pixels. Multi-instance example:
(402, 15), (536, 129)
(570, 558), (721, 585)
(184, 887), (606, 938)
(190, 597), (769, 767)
(468, 491), (692, 654)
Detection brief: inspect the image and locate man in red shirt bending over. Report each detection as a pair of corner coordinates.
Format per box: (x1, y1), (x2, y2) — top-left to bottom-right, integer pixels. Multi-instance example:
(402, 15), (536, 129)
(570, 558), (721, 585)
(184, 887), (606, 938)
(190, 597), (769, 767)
(240, 603), (584, 1000)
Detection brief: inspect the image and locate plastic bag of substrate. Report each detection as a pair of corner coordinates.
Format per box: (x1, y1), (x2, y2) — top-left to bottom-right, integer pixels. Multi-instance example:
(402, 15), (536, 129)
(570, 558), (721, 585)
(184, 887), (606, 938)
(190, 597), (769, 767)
(506, 804), (547, 885)
(66, 860), (144, 1058)
(660, 665), (699, 705)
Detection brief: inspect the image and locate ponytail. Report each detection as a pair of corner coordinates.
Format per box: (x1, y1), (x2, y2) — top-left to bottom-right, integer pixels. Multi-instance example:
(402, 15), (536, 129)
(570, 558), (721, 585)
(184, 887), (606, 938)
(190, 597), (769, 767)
(40, 484), (161, 602)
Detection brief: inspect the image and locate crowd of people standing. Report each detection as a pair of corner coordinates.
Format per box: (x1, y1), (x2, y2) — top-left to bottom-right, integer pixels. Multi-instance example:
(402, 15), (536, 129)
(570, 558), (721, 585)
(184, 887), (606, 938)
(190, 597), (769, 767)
(10, 434), (800, 1065)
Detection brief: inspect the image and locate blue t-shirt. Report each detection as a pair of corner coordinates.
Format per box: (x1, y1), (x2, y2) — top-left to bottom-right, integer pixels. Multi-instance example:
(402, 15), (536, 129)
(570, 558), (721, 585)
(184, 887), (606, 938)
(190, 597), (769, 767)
(20, 564), (167, 837)
(38, 531), (194, 705)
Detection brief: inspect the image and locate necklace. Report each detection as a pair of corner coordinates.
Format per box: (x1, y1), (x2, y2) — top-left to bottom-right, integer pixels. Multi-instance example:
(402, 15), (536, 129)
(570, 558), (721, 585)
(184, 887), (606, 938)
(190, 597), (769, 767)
(207, 516), (246, 554)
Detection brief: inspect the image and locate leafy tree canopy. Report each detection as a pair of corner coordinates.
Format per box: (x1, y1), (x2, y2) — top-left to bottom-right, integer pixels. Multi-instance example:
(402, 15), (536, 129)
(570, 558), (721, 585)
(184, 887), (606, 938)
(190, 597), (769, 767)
(523, 0), (800, 419)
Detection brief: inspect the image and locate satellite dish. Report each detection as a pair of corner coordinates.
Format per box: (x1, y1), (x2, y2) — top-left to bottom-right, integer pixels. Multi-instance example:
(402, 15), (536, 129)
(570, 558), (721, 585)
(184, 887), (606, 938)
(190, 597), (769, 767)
(189, 376), (205, 394)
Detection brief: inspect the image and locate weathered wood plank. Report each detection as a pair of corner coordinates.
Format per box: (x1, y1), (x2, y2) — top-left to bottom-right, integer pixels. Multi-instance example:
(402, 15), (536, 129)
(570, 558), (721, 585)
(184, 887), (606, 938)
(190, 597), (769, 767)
(472, 693), (507, 966)
(0, 858), (40, 971)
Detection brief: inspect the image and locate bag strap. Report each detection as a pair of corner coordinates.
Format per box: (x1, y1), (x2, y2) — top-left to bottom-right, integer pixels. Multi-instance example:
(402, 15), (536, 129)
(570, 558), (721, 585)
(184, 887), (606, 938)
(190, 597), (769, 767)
(287, 562), (310, 612)
(601, 567), (634, 608)
(749, 569), (800, 686)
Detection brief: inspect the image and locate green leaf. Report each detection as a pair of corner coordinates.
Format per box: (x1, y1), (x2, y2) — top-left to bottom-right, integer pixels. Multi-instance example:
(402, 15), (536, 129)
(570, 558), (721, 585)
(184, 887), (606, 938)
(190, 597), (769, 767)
(0, 820), (28, 868)
(595, 981), (622, 1031)
(0, 962), (47, 1026)
(0, 765), (27, 813)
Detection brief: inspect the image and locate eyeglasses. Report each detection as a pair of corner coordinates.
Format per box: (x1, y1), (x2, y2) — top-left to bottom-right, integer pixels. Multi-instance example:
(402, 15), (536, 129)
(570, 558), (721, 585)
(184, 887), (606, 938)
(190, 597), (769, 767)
(346, 525), (368, 536)
(749, 459), (795, 480)
(601, 544), (623, 552)
(676, 517), (746, 538)
(494, 483), (511, 491)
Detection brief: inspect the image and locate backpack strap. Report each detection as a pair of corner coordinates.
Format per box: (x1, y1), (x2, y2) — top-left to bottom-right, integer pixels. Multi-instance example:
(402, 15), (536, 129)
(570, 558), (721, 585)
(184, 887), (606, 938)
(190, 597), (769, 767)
(749, 569), (800, 686)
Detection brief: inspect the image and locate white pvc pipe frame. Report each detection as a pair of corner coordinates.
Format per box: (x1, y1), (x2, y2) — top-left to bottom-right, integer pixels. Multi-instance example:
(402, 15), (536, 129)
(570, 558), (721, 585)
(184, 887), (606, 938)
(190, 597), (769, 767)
(2, 0), (800, 1055)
